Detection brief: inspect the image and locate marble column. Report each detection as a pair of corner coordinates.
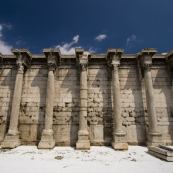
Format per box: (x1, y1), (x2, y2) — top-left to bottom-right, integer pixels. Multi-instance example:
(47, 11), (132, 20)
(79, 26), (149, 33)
(38, 66), (55, 149)
(76, 53), (90, 150)
(38, 50), (58, 149)
(1, 49), (31, 149)
(111, 55), (128, 150)
(139, 49), (162, 146)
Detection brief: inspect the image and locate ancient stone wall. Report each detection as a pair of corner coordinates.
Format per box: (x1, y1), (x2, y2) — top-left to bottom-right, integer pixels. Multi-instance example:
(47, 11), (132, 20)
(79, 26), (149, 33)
(0, 48), (173, 149)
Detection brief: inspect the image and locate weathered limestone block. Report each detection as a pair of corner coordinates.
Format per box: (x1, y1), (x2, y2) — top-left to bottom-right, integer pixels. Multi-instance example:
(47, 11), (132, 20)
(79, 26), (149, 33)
(90, 125), (104, 143)
(19, 125), (38, 144)
(53, 124), (78, 146)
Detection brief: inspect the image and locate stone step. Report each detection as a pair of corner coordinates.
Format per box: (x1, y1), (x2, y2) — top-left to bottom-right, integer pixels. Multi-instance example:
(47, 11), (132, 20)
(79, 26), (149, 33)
(148, 146), (173, 156)
(148, 150), (173, 162)
(159, 145), (173, 152)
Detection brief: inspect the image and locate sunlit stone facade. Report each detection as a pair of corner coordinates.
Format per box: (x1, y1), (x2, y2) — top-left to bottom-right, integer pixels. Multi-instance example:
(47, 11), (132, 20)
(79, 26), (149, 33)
(0, 48), (173, 149)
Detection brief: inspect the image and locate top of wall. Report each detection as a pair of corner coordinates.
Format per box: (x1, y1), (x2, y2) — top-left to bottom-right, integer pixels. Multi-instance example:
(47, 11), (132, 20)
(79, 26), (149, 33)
(0, 48), (173, 66)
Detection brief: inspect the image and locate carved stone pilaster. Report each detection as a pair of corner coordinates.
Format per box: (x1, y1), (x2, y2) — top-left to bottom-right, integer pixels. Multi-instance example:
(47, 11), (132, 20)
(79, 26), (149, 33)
(76, 52), (90, 150)
(38, 49), (59, 149)
(1, 49), (32, 149)
(138, 49), (163, 146)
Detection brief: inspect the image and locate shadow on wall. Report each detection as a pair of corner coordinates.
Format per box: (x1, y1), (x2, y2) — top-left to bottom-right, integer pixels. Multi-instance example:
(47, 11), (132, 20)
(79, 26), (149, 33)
(153, 61), (173, 145)
(89, 64), (112, 146)
(53, 64), (79, 146)
(28, 65), (48, 144)
(19, 67), (47, 145)
(122, 61), (146, 146)
(0, 67), (17, 142)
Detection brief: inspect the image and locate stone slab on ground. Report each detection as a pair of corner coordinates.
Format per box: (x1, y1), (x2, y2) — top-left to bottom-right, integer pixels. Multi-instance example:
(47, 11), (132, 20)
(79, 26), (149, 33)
(148, 146), (173, 156)
(148, 145), (173, 162)
(148, 150), (173, 162)
(159, 144), (173, 152)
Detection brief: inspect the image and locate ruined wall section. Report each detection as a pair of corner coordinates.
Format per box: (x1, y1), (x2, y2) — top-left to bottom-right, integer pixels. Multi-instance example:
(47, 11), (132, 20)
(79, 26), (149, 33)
(0, 66), (16, 142)
(19, 65), (47, 145)
(87, 59), (112, 145)
(119, 60), (146, 145)
(152, 60), (173, 145)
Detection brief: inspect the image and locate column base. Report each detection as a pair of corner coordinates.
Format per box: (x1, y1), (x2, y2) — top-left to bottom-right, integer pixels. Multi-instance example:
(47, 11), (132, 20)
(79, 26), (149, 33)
(1, 131), (21, 149)
(147, 131), (164, 147)
(76, 140), (90, 150)
(76, 130), (90, 150)
(38, 129), (55, 149)
(112, 131), (128, 150)
(111, 142), (128, 150)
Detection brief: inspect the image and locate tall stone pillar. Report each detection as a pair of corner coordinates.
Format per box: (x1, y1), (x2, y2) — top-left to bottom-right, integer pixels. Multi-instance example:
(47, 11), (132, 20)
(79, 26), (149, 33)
(1, 49), (32, 149)
(107, 49), (128, 150)
(38, 49), (59, 149)
(76, 53), (90, 150)
(138, 49), (162, 146)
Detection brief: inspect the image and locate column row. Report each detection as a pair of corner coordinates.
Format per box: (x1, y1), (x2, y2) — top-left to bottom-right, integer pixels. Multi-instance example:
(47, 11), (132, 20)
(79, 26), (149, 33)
(1, 48), (165, 149)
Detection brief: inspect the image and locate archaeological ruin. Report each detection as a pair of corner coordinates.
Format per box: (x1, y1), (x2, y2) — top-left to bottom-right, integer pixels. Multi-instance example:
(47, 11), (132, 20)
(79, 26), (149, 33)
(0, 48), (173, 150)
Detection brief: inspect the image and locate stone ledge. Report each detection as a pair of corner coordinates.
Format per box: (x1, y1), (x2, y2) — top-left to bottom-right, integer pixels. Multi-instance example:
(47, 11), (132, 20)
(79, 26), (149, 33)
(148, 150), (173, 162)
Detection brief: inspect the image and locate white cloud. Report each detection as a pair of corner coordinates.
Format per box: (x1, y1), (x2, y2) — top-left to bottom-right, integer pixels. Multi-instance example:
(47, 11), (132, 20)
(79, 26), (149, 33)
(95, 34), (107, 41)
(55, 35), (80, 54)
(73, 35), (79, 43)
(0, 24), (12, 54)
(16, 40), (21, 45)
(126, 34), (137, 46)
(88, 47), (101, 53)
(2, 23), (12, 30)
(16, 40), (26, 45)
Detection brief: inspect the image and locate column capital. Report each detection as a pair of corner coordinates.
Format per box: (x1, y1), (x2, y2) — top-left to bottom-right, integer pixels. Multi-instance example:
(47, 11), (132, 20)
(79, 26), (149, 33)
(43, 48), (60, 71)
(106, 48), (123, 71)
(165, 49), (173, 75)
(78, 52), (90, 71)
(137, 48), (157, 77)
(12, 48), (32, 68)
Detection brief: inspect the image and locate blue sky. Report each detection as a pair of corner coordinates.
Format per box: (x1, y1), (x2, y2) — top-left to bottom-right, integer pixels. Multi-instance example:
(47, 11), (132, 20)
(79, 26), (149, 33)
(0, 0), (173, 54)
